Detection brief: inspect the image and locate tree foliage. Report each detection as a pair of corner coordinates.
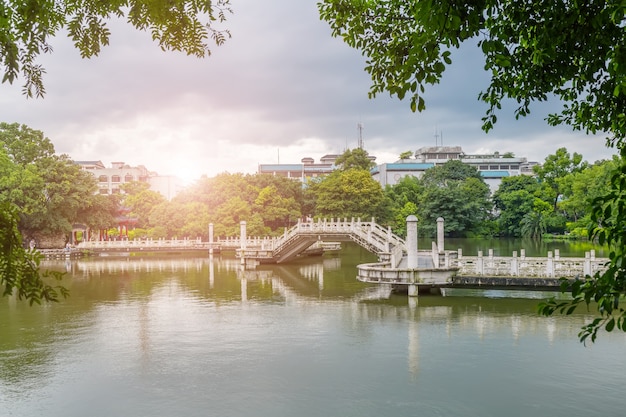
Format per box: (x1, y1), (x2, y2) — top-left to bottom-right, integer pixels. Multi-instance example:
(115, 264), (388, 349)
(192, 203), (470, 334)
(0, 201), (67, 305)
(312, 168), (389, 221)
(167, 173), (305, 238)
(539, 148), (626, 343)
(384, 162), (491, 237)
(533, 147), (587, 209)
(0, 123), (109, 241)
(417, 171), (491, 237)
(334, 147), (376, 171)
(1, 122), (118, 303)
(318, 0), (626, 141)
(0, 0), (232, 97)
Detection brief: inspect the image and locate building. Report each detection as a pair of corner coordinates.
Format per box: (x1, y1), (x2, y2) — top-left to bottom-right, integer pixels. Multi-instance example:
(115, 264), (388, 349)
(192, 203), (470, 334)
(257, 146), (539, 192)
(258, 155), (339, 181)
(375, 146), (538, 192)
(75, 161), (184, 200)
(371, 161), (434, 187)
(258, 153), (379, 182)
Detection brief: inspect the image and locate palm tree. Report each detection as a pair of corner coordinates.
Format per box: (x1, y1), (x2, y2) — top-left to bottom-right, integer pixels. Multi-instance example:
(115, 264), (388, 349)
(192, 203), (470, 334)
(520, 211), (547, 239)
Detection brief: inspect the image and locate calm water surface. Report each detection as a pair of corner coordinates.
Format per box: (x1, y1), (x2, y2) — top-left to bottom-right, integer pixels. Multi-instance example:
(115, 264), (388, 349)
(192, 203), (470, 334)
(1, 243), (624, 417)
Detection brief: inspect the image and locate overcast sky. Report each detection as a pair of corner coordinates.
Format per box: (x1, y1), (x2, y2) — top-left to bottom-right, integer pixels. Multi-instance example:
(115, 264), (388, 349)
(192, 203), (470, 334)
(0, 1), (617, 183)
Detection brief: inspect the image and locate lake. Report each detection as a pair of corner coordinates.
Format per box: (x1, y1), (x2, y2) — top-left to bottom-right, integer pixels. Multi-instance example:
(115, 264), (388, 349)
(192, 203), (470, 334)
(1, 243), (624, 417)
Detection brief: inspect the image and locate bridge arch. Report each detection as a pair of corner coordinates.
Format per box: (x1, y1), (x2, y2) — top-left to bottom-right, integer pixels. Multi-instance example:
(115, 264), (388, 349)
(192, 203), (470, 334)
(236, 218), (406, 264)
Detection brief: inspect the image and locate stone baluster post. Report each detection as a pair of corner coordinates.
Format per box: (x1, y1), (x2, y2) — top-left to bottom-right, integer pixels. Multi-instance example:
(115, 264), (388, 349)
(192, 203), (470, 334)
(511, 251), (518, 276)
(208, 223), (214, 255)
(547, 251), (554, 277)
(584, 252), (591, 276)
(437, 217), (444, 253)
(240, 221), (247, 265)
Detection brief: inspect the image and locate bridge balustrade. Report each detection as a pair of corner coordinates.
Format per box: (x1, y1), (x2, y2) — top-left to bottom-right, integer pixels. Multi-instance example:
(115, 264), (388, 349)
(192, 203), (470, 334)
(456, 249), (607, 278)
(79, 238), (204, 249)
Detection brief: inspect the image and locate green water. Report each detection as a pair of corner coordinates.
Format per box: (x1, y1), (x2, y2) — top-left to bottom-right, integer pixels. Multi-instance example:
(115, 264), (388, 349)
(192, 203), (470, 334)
(1, 243), (624, 417)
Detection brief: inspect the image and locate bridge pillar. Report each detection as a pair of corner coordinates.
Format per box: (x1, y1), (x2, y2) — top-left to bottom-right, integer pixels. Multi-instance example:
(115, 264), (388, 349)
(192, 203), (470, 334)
(407, 215), (418, 269)
(437, 217), (444, 253)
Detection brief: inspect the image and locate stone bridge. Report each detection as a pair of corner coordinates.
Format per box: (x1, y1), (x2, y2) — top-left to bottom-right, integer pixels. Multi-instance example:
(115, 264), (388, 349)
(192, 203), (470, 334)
(232, 218), (406, 265)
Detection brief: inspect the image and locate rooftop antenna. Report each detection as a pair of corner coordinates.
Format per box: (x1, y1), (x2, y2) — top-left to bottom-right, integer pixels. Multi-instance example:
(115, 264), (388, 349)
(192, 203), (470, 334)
(434, 127), (440, 146)
(357, 122), (364, 149)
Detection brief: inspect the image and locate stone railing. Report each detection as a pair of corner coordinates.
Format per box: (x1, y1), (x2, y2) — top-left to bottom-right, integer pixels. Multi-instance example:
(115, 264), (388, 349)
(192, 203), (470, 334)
(456, 249), (608, 278)
(78, 237), (204, 249)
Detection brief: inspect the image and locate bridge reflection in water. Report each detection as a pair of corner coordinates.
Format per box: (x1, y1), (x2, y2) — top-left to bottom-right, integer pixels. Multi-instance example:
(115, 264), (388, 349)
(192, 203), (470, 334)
(38, 252), (606, 382)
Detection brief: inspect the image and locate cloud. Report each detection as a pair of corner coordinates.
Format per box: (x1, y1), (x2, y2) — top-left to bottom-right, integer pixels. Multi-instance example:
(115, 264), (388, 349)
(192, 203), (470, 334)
(0, 0), (617, 181)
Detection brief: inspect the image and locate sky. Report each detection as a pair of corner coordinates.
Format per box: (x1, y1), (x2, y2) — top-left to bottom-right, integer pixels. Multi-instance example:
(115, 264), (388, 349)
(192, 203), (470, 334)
(0, 1), (618, 184)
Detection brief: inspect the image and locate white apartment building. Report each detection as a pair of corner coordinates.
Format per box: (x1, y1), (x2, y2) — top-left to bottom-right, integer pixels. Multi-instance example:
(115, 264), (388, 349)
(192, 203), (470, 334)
(375, 146), (538, 192)
(76, 161), (184, 200)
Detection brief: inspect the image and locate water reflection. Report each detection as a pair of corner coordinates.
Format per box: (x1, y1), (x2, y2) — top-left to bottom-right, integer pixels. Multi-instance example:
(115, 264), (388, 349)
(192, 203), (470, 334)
(3, 249), (626, 417)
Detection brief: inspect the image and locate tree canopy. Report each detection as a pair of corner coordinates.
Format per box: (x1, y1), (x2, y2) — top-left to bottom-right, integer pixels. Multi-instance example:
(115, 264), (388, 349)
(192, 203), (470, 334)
(333, 147), (376, 171)
(318, 0), (626, 143)
(0, 0), (232, 97)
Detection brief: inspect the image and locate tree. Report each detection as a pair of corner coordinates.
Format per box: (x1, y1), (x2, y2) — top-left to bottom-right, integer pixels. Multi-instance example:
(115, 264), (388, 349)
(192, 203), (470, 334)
(313, 168), (389, 221)
(254, 185), (301, 229)
(492, 175), (545, 237)
(533, 147), (588, 209)
(334, 148), (376, 171)
(1, 3), (232, 303)
(399, 150), (413, 160)
(1, 123), (103, 243)
(417, 176), (491, 237)
(121, 182), (166, 228)
(520, 199), (553, 239)
(318, 1), (626, 141)
(319, 0), (626, 341)
(421, 159), (482, 187)
(0, 0), (232, 97)
(559, 158), (617, 235)
(385, 176), (422, 236)
(0, 201), (66, 304)
(539, 148), (626, 343)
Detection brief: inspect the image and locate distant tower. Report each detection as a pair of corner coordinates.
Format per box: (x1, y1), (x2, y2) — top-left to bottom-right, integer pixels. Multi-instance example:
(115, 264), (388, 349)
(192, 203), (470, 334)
(434, 127), (443, 146)
(357, 123), (364, 149)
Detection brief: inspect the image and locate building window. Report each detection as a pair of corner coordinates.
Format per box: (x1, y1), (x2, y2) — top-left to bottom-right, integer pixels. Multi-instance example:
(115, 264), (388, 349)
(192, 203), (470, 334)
(489, 165), (499, 170)
(125, 174), (134, 182)
(98, 175), (108, 182)
(111, 175), (121, 183)
(500, 165), (509, 170)
(510, 164), (519, 170)
(479, 165), (488, 170)
(112, 188), (120, 194)
(99, 189), (109, 194)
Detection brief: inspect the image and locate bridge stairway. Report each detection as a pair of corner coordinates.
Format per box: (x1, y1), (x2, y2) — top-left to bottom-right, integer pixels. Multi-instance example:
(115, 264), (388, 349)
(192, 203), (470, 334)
(237, 219), (406, 264)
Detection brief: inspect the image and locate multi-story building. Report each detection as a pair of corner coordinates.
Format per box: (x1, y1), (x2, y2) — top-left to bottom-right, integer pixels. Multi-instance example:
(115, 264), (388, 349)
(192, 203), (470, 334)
(75, 161), (184, 200)
(375, 146), (538, 192)
(257, 146), (538, 192)
(258, 153), (379, 182)
(371, 161), (434, 187)
(258, 155), (340, 181)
